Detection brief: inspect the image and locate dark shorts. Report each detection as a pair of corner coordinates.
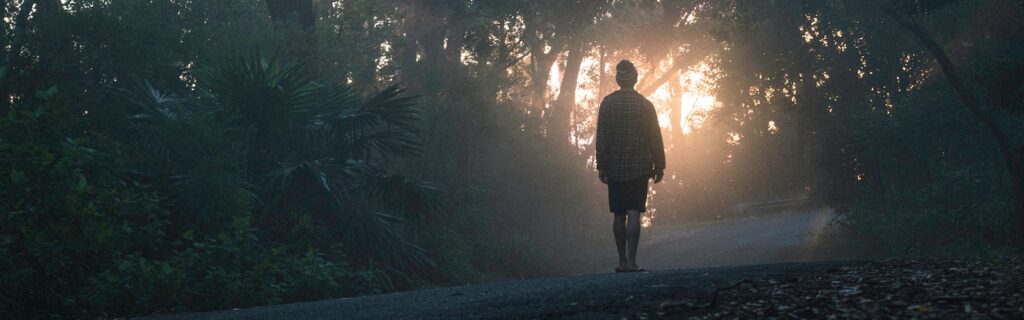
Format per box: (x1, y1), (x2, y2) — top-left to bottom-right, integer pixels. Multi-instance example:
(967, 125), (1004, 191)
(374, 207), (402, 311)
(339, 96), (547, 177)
(607, 178), (649, 214)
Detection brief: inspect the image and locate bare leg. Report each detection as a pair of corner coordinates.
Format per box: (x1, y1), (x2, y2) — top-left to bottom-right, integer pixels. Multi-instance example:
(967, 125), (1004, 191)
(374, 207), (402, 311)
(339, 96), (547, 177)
(613, 213), (627, 270)
(626, 209), (642, 269)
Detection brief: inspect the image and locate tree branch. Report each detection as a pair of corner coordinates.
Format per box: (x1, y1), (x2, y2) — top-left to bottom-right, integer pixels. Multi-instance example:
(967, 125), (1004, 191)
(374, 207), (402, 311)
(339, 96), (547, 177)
(0, 0), (35, 114)
(887, 10), (1013, 167)
(500, 47), (532, 70)
(640, 51), (703, 96)
(884, 5), (1023, 244)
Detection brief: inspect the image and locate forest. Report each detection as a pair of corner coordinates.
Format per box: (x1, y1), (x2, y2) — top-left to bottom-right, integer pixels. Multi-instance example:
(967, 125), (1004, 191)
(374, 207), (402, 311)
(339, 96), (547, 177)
(0, 0), (1021, 318)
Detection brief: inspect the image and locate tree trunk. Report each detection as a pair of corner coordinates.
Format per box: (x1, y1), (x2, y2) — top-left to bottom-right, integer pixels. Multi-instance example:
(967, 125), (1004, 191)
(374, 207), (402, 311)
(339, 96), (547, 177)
(416, 11), (446, 69)
(440, 11), (470, 182)
(668, 73), (684, 147)
(35, 0), (59, 15)
(531, 53), (555, 110)
(395, 1), (422, 93)
(397, 1), (452, 91)
(266, 0), (316, 69)
(551, 45), (586, 144)
(0, 0), (35, 116)
(266, 0), (315, 30)
(889, 11), (1024, 246)
(444, 14), (467, 67)
(523, 16), (560, 112)
(597, 48), (610, 99)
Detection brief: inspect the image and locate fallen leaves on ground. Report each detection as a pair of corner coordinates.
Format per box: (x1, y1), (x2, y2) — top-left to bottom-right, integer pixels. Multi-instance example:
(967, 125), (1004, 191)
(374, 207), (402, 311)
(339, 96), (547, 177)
(644, 258), (1023, 319)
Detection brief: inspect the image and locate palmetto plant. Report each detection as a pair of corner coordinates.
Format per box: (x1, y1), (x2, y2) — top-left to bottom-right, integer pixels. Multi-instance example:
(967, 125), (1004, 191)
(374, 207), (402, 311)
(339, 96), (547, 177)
(126, 54), (442, 271)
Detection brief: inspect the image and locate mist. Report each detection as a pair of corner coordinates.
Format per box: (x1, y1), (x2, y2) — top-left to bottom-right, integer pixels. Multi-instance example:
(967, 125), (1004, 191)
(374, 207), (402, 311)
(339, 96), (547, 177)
(1, 0), (1022, 318)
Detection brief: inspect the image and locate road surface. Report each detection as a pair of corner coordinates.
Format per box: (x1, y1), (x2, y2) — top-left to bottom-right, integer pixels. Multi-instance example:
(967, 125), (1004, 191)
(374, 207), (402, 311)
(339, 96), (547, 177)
(149, 209), (845, 320)
(150, 257), (1023, 319)
(636, 208), (832, 270)
(576, 208), (832, 273)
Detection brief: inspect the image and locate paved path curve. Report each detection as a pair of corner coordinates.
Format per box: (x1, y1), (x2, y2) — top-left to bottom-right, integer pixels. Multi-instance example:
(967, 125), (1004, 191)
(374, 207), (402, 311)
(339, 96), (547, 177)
(638, 208), (831, 270)
(149, 261), (858, 320)
(148, 210), (836, 320)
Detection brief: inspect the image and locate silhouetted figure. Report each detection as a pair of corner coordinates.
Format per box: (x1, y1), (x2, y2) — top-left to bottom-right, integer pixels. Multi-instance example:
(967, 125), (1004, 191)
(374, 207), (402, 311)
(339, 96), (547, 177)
(596, 60), (666, 273)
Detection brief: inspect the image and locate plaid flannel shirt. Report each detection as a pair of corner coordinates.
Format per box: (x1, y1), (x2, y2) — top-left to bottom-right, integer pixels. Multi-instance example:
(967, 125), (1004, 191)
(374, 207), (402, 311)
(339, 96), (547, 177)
(595, 89), (666, 181)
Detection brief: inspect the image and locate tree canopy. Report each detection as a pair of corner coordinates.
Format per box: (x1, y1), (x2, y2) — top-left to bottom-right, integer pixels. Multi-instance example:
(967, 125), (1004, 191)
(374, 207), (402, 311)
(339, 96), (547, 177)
(0, 0), (1021, 318)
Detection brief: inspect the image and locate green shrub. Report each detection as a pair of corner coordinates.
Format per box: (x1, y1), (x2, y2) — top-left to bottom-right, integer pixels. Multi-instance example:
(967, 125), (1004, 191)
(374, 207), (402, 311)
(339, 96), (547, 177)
(0, 89), (169, 318)
(78, 236), (392, 317)
(818, 83), (1018, 257)
(0, 87), (398, 319)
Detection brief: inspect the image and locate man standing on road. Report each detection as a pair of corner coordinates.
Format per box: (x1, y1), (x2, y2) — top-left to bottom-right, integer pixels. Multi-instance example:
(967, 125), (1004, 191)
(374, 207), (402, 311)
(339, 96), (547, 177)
(595, 60), (666, 273)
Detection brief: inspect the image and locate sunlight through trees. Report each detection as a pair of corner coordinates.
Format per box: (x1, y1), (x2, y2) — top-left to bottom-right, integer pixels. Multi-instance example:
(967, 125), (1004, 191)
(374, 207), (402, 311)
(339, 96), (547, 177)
(0, 0), (1021, 318)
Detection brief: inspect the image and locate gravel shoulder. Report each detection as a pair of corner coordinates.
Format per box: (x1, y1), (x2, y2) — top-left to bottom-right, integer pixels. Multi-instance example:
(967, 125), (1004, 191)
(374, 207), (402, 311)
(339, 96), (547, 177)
(588, 257), (1024, 319)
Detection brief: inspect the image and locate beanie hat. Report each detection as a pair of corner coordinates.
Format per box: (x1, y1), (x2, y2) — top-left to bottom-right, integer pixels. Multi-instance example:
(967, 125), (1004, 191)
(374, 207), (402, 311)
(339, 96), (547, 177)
(615, 60), (638, 83)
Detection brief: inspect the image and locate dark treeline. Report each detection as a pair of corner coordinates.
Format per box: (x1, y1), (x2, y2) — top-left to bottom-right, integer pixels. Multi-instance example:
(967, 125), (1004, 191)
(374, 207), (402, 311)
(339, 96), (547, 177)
(0, 0), (1021, 318)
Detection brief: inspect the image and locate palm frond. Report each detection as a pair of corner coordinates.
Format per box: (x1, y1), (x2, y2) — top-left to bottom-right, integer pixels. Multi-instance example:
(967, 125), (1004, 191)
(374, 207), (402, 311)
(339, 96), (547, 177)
(340, 207), (404, 253)
(261, 157), (364, 197)
(311, 84), (363, 123)
(322, 107), (385, 143)
(340, 207), (435, 271)
(363, 85), (421, 133)
(321, 84), (420, 151)
(199, 53), (322, 141)
(120, 81), (189, 123)
(364, 174), (445, 222)
(346, 127), (423, 161)
(178, 52), (439, 272)
(379, 241), (436, 273)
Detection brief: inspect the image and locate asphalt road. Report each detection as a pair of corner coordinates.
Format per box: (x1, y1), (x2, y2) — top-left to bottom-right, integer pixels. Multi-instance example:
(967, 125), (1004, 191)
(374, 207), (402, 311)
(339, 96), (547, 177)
(149, 210), (837, 320)
(637, 208), (832, 270)
(150, 261), (862, 320)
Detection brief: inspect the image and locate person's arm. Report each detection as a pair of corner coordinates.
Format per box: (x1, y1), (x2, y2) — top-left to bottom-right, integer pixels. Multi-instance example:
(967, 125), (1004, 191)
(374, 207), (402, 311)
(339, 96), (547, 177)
(647, 101), (666, 181)
(595, 100), (609, 183)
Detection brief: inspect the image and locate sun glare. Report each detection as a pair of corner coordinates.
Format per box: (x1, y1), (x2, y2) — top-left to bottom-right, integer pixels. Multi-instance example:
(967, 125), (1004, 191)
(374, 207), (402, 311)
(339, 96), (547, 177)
(548, 55), (718, 143)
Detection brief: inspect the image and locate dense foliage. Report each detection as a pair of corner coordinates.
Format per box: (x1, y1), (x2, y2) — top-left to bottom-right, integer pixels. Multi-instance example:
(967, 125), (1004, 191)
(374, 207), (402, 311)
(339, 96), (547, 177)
(702, 0), (1024, 255)
(0, 0), (1021, 318)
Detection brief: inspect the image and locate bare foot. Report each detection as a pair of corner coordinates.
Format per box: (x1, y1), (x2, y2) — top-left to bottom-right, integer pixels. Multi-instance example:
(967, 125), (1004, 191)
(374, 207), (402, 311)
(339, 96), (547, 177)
(616, 258), (629, 272)
(623, 265), (645, 272)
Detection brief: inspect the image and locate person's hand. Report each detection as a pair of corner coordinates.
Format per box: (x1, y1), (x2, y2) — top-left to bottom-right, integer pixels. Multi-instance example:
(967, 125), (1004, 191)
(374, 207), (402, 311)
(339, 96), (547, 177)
(598, 171), (609, 184)
(653, 170), (664, 183)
